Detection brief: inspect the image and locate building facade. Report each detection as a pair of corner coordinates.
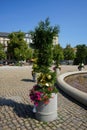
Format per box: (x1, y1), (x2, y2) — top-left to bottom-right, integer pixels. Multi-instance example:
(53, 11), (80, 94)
(24, 33), (32, 44)
(0, 32), (10, 52)
(53, 35), (58, 45)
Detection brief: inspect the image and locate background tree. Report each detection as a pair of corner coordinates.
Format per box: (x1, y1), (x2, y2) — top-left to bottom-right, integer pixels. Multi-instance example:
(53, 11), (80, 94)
(7, 31), (32, 61)
(26, 48), (33, 60)
(53, 44), (64, 67)
(74, 44), (87, 64)
(30, 18), (60, 73)
(0, 43), (6, 60)
(63, 44), (75, 60)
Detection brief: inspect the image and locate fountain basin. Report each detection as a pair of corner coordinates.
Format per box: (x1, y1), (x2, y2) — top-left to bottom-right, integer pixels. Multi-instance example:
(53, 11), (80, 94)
(57, 71), (87, 106)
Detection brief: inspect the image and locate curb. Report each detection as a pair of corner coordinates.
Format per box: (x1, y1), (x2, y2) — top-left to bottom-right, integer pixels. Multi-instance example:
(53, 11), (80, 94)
(57, 71), (87, 106)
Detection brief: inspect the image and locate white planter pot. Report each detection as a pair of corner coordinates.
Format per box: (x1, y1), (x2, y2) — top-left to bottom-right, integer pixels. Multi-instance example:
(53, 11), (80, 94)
(56, 68), (60, 76)
(35, 93), (58, 122)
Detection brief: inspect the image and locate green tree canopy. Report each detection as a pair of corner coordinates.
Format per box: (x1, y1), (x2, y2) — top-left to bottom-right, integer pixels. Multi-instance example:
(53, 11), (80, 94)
(74, 44), (87, 64)
(53, 44), (64, 67)
(7, 31), (32, 61)
(0, 43), (6, 60)
(63, 44), (75, 60)
(30, 18), (60, 73)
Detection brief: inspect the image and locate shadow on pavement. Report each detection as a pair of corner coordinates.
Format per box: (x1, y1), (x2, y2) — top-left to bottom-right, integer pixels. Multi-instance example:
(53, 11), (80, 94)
(21, 78), (35, 82)
(0, 97), (35, 119)
(56, 85), (87, 110)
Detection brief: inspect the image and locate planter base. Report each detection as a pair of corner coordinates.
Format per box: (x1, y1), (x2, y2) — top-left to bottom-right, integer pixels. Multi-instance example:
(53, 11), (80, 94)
(35, 110), (57, 122)
(35, 93), (58, 122)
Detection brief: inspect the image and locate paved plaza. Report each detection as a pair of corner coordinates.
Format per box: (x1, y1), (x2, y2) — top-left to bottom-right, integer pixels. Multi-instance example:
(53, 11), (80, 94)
(0, 65), (87, 130)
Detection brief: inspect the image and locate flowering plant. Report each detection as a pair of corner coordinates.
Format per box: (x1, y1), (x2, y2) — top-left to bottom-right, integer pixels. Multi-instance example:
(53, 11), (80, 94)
(29, 72), (58, 106)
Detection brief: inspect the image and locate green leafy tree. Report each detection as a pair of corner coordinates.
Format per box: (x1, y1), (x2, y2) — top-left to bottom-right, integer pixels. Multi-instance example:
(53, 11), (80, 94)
(30, 18), (60, 73)
(0, 43), (6, 60)
(53, 44), (64, 67)
(74, 44), (87, 64)
(26, 48), (33, 60)
(7, 31), (32, 61)
(63, 44), (75, 60)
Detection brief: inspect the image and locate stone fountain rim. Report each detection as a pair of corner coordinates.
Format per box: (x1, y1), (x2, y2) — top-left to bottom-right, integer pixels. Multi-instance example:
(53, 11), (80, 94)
(57, 71), (87, 106)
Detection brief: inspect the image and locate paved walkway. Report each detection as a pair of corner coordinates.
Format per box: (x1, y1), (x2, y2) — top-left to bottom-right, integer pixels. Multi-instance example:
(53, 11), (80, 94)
(0, 65), (87, 130)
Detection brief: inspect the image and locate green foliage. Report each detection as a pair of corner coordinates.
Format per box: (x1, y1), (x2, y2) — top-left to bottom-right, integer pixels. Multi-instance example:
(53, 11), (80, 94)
(32, 49), (38, 59)
(63, 44), (75, 60)
(32, 63), (39, 72)
(31, 18), (60, 73)
(53, 44), (64, 67)
(29, 72), (58, 106)
(26, 48), (33, 60)
(7, 31), (32, 61)
(74, 44), (87, 64)
(0, 43), (6, 60)
(29, 18), (60, 105)
(37, 71), (56, 86)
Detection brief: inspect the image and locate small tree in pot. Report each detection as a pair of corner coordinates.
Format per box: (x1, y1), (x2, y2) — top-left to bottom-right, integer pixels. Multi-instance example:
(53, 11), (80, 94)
(78, 63), (84, 71)
(29, 18), (60, 122)
(53, 44), (64, 73)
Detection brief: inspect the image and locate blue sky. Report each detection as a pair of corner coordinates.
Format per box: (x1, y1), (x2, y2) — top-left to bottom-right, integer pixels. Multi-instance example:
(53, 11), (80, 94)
(0, 0), (87, 48)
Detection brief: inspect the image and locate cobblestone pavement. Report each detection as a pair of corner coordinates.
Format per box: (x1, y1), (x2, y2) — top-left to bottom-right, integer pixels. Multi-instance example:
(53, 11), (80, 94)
(0, 66), (87, 130)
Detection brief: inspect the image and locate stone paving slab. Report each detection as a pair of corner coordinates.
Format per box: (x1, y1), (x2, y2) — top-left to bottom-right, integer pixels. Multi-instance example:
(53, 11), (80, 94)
(0, 65), (87, 130)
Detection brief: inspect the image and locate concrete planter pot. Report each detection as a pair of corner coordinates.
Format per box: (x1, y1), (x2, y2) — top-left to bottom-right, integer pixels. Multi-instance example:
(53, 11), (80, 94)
(35, 93), (58, 122)
(32, 73), (37, 82)
(56, 68), (60, 75)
